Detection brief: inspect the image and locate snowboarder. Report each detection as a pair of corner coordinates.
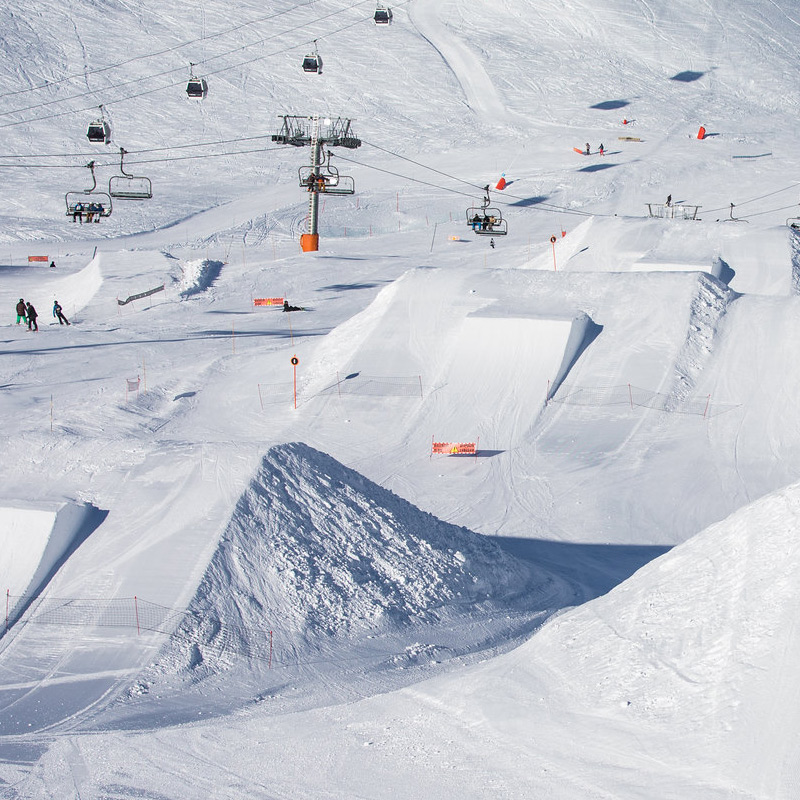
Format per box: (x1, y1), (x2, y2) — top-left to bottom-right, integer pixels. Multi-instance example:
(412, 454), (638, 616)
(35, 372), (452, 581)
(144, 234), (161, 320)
(585, 143), (591, 155)
(490, 238), (495, 249)
(598, 143), (605, 156)
(666, 194), (672, 207)
(15, 298), (27, 325)
(49, 261), (56, 269)
(26, 302), (38, 331)
(283, 300), (304, 312)
(53, 300), (70, 326)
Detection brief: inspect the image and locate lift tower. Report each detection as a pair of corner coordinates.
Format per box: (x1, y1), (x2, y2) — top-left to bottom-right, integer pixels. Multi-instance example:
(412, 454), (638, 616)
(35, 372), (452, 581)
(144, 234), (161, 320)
(272, 115), (361, 252)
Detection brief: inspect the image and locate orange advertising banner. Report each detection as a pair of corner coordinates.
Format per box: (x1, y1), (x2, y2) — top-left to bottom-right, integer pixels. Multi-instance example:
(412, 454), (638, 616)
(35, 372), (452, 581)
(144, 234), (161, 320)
(254, 297), (284, 307)
(27, 256), (49, 262)
(431, 441), (476, 455)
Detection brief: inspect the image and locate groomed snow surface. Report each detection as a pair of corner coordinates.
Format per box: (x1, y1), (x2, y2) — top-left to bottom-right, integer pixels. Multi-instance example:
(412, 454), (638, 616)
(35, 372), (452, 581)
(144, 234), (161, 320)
(2, 0), (800, 796)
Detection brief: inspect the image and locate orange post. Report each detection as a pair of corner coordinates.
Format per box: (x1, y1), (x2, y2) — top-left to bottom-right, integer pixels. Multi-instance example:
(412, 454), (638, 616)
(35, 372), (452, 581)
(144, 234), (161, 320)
(697, 126), (706, 140)
(300, 233), (319, 252)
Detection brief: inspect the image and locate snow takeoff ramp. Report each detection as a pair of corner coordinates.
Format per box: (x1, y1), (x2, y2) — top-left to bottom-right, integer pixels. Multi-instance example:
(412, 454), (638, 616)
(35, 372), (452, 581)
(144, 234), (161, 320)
(428, 311), (595, 447)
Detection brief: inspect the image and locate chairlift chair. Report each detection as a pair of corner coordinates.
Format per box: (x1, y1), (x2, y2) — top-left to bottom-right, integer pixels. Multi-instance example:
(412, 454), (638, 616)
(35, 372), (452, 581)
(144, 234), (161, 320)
(302, 41), (323, 74)
(108, 147), (153, 200)
(466, 188), (507, 236)
(65, 161), (113, 222)
(374, 4), (393, 23)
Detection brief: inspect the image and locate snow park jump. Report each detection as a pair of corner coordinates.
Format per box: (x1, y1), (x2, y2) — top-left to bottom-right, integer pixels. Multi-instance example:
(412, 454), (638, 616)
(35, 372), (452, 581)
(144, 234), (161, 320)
(4, 0), (800, 795)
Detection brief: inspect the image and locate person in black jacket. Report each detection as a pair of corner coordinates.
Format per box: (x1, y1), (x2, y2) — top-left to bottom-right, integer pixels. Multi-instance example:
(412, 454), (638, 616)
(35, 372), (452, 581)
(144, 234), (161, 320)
(53, 300), (70, 326)
(26, 302), (38, 331)
(15, 299), (27, 325)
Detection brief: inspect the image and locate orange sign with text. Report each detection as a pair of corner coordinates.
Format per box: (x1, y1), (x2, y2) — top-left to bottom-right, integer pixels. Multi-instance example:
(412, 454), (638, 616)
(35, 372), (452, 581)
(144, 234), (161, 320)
(431, 441), (477, 455)
(27, 256), (49, 262)
(254, 297), (284, 307)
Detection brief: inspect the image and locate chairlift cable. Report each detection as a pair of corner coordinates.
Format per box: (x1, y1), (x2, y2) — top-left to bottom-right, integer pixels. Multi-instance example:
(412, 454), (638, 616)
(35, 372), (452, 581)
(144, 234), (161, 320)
(344, 147), (601, 217)
(0, 0), (321, 101)
(0, 0), (382, 125)
(704, 182), (800, 214)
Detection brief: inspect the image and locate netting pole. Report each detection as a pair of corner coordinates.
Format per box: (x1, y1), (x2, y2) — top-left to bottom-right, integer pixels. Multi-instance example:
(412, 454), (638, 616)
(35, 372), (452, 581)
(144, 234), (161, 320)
(258, 384), (264, 411)
(5, 589), (9, 632)
(418, 375), (423, 398)
(703, 394), (711, 418)
(269, 630), (273, 669)
(628, 383), (634, 409)
(134, 595), (140, 635)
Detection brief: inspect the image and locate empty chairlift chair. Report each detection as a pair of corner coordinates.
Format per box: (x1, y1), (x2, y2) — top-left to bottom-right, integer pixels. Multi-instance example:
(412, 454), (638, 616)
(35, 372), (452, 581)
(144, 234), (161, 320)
(108, 147), (153, 200)
(374, 4), (392, 23)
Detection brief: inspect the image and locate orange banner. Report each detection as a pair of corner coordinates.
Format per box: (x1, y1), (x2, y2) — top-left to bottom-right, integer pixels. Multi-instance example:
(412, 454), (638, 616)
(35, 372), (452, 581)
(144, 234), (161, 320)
(27, 256), (48, 262)
(432, 442), (476, 455)
(254, 297), (284, 307)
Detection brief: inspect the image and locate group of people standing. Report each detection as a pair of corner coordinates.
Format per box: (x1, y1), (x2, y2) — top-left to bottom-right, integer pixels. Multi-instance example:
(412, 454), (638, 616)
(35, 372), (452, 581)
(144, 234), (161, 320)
(15, 298), (70, 330)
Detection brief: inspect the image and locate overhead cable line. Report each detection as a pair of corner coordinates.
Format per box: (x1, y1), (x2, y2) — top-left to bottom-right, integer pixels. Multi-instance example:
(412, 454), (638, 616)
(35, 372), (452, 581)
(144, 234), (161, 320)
(0, 132), (276, 161)
(0, 0), (320, 101)
(704, 182), (800, 214)
(0, 0), (377, 123)
(353, 143), (600, 217)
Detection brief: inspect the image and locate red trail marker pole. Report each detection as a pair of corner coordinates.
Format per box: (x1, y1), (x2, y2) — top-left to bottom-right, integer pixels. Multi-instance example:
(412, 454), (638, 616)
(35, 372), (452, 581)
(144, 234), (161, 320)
(291, 356), (299, 409)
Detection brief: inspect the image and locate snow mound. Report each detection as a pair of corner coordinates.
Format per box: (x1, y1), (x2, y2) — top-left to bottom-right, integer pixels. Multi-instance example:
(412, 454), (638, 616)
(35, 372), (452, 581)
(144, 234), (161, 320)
(120, 443), (559, 723)
(177, 258), (224, 296)
(193, 442), (533, 636)
(511, 480), (800, 779)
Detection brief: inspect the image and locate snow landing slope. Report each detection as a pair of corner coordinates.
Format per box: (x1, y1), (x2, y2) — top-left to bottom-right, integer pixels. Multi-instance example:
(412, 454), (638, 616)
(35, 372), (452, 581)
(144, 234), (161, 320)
(103, 442), (567, 727)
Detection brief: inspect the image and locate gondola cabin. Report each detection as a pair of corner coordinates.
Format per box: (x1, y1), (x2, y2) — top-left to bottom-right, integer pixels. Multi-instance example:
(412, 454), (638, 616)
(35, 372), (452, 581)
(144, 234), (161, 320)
(186, 77), (208, 98)
(86, 120), (111, 144)
(374, 4), (392, 23)
(302, 53), (322, 74)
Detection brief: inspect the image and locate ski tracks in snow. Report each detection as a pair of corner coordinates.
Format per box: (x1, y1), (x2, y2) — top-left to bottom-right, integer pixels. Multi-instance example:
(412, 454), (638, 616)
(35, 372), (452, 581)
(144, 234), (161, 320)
(409, 0), (509, 125)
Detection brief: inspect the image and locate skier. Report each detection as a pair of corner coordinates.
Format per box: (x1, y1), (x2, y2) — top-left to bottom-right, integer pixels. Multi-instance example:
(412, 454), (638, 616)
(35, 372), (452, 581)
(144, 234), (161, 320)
(665, 194), (672, 207)
(598, 143), (605, 156)
(26, 301), (38, 331)
(15, 298), (27, 325)
(49, 261), (56, 269)
(283, 300), (304, 312)
(585, 143), (590, 155)
(490, 238), (495, 249)
(53, 300), (70, 326)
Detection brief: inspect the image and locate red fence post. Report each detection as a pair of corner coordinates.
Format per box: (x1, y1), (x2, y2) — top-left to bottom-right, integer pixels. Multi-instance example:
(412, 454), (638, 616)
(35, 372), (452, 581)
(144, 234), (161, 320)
(269, 630), (273, 669)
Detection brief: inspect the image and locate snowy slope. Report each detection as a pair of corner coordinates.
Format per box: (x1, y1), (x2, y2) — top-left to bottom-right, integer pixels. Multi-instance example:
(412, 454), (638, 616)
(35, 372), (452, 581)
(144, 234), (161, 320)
(2, 0), (800, 796)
